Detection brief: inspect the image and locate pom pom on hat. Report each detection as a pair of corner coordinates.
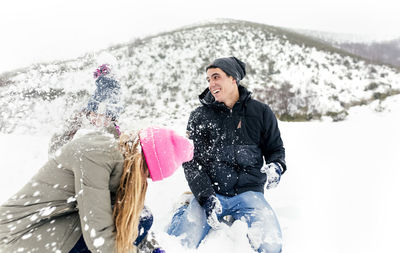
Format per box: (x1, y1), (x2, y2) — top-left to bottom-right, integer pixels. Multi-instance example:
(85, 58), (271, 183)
(93, 64), (111, 79)
(139, 127), (194, 181)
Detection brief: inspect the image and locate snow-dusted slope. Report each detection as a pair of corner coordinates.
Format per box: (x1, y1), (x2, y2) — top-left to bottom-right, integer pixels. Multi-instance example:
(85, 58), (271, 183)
(288, 28), (400, 67)
(1, 20), (399, 135)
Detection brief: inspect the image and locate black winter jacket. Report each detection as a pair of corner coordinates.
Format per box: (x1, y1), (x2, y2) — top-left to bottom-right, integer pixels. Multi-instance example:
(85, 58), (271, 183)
(183, 85), (286, 206)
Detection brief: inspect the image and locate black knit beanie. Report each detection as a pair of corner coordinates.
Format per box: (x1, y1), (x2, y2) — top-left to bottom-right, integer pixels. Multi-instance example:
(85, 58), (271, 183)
(206, 57), (246, 84)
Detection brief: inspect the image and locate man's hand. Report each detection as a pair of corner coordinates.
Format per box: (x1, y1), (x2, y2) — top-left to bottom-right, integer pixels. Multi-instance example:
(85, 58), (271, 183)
(203, 195), (222, 229)
(261, 162), (283, 189)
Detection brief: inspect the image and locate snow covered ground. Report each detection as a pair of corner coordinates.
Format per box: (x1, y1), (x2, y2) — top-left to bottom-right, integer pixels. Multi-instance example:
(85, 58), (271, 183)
(1, 95), (399, 253)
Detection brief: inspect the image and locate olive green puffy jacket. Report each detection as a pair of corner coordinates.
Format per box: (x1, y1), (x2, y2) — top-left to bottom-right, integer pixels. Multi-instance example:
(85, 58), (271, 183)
(0, 130), (124, 253)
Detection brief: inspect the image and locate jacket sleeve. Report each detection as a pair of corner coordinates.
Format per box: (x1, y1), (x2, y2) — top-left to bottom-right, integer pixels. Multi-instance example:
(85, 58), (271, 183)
(182, 110), (216, 206)
(261, 105), (287, 173)
(72, 149), (117, 253)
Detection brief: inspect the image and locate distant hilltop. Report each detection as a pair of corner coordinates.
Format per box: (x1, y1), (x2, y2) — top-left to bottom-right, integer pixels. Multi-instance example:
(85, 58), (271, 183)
(1, 20), (399, 134)
(289, 27), (400, 68)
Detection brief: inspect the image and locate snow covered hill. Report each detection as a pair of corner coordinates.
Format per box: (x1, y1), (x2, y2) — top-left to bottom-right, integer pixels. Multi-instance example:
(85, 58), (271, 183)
(338, 38), (400, 68)
(288, 28), (400, 67)
(1, 20), (400, 135)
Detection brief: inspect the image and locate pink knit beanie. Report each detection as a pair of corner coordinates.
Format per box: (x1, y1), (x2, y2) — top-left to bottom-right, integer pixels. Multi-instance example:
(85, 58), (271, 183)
(139, 127), (194, 181)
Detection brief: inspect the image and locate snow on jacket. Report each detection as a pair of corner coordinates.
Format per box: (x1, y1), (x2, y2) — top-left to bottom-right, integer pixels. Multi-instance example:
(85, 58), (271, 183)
(183, 85), (286, 205)
(0, 130), (124, 253)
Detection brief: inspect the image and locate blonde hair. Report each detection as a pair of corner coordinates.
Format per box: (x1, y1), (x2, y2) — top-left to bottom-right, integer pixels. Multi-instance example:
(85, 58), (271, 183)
(113, 132), (148, 253)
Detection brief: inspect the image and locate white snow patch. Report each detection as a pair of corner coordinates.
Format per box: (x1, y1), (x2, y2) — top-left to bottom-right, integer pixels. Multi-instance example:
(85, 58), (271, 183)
(90, 228), (96, 238)
(29, 214), (39, 222)
(21, 233), (32, 240)
(39, 206), (56, 216)
(93, 237), (105, 248)
(67, 196), (76, 203)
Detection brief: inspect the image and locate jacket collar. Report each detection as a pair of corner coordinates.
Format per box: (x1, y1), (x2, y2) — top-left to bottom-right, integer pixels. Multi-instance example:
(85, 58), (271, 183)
(199, 85), (251, 109)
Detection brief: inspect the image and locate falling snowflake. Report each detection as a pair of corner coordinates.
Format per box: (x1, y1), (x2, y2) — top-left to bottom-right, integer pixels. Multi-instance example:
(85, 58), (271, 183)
(93, 237), (105, 248)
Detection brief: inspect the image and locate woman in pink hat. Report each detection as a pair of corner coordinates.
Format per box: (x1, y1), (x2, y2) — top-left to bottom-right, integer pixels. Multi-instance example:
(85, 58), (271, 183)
(0, 127), (193, 253)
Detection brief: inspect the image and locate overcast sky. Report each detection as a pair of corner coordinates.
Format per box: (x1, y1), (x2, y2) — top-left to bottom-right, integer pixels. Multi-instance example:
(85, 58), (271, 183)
(1, 0), (399, 74)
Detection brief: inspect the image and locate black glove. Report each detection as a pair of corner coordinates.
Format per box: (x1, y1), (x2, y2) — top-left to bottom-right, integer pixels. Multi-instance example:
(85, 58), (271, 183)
(203, 195), (222, 229)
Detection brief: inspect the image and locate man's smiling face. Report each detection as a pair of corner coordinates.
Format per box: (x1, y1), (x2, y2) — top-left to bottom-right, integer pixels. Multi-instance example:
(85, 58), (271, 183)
(206, 68), (237, 105)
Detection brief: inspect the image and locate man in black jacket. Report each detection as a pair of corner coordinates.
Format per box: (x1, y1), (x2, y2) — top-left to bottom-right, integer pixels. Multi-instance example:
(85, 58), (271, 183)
(167, 57), (286, 253)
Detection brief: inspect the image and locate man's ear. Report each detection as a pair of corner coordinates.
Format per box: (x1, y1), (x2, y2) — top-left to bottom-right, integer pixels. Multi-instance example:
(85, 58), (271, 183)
(231, 77), (237, 86)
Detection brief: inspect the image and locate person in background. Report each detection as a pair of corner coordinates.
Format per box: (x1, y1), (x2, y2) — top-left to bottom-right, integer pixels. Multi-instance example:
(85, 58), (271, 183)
(167, 57), (286, 253)
(48, 64), (122, 157)
(0, 127), (193, 253)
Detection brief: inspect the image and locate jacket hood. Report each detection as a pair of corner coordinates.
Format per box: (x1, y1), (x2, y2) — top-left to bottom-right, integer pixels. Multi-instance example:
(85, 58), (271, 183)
(199, 85), (252, 108)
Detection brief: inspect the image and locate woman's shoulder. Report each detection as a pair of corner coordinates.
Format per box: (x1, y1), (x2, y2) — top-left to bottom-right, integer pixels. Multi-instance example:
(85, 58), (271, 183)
(60, 129), (120, 158)
(76, 128), (116, 142)
(53, 129), (123, 174)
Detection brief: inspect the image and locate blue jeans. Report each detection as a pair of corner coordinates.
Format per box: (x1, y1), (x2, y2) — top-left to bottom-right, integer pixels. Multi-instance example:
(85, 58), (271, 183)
(167, 191), (282, 253)
(69, 208), (153, 252)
